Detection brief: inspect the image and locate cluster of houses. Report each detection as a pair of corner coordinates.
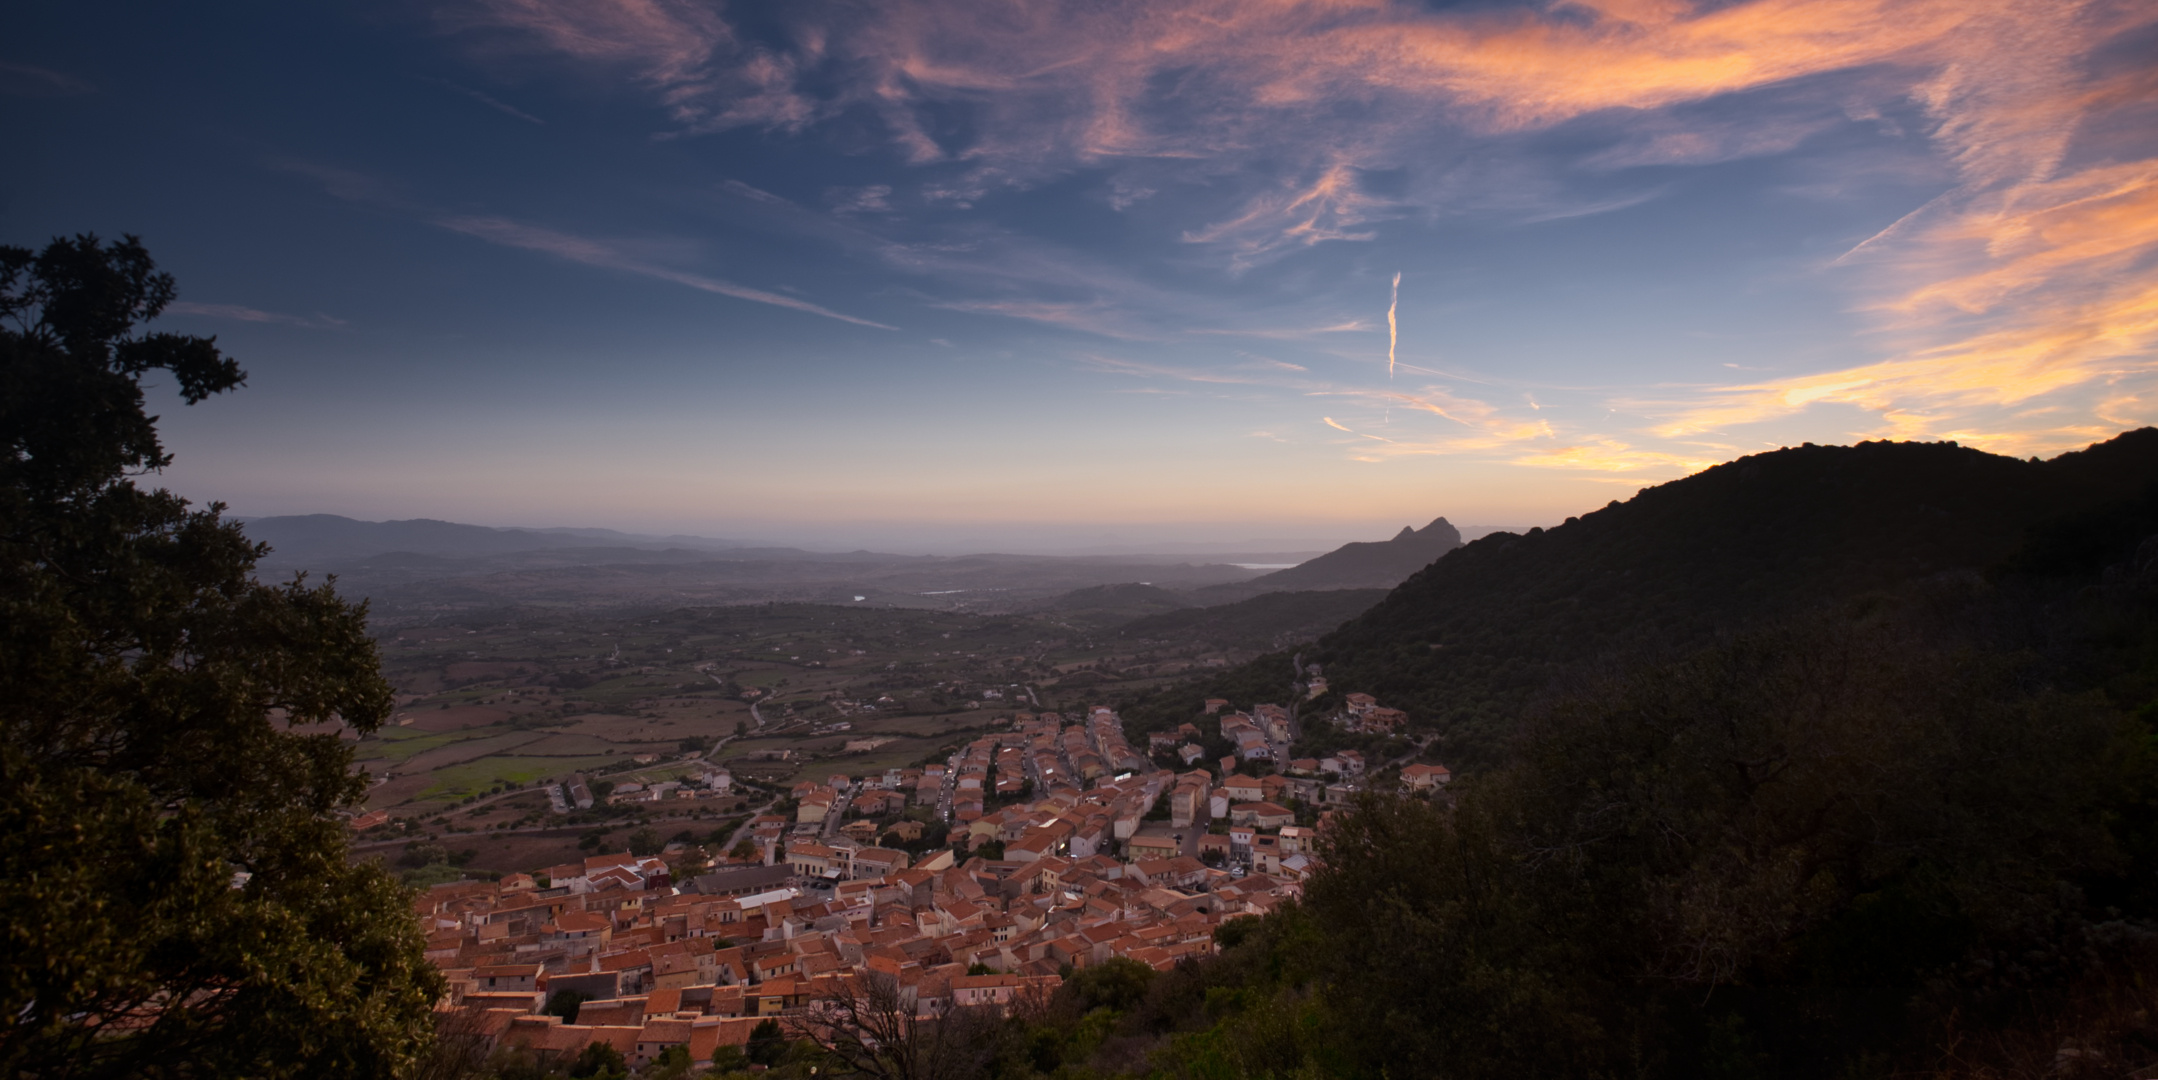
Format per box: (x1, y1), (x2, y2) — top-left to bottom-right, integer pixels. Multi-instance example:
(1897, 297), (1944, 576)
(603, 763), (732, 806)
(1212, 701), (1289, 763)
(406, 700), (1449, 1071)
(1340, 693), (1409, 734)
(416, 845), (1301, 1070)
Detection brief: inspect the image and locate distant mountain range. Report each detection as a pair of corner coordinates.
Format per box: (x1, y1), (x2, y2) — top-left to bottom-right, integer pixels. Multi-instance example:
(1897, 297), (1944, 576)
(233, 514), (1289, 615)
(1131, 430), (2158, 765)
(239, 514), (746, 565)
(234, 512), (1484, 646)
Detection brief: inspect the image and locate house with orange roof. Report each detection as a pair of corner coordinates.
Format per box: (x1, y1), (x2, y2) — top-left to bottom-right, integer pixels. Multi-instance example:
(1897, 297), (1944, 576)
(785, 842), (841, 881)
(1357, 707), (1408, 734)
(474, 963), (543, 993)
(797, 789), (835, 824)
(575, 998), (646, 1027)
(1125, 832), (1180, 862)
(1400, 762), (1452, 791)
(1004, 832), (1059, 863)
(500, 1015), (641, 1062)
(852, 847), (909, 880)
(546, 909), (611, 951)
(1230, 802), (1293, 829)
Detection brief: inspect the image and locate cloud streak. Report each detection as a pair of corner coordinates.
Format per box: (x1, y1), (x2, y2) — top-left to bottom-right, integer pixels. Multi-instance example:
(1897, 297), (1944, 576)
(1386, 272), (1400, 378)
(436, 216), (897, 329)
(0, 61), (94, 97)
(421, 77), (545, 124)
(163, 302), (348, 329)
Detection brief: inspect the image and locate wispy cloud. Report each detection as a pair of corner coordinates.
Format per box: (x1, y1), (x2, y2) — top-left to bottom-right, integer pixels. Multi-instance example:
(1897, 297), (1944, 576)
(436, 216), (897, 329)
(0, 61), (94, 96)
(456, 0), (2066, 245)
(269, 158), (410, 208)
(1190, 320), (1372, 340)
(268, 156), (891, 329)
(829, 185), (894, 214)
(933, 298), (1148, 339)
(458, 0), (2158, 464)
(418, 76), (545, 124)
(448, 0), (813, 131)
(1091, 347), (1596, 465)
(1182, 164), (1390, 269)
(1079, 354), (1281, 387)
(163, 302), (347, 330)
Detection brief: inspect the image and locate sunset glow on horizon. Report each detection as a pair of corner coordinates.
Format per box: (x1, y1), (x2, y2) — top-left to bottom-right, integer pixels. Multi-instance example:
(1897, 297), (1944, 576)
(9, 0), (2156, 550)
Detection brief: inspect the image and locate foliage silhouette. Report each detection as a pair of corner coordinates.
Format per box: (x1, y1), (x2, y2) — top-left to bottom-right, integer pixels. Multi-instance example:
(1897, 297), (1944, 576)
(0, 235), (439, 1078)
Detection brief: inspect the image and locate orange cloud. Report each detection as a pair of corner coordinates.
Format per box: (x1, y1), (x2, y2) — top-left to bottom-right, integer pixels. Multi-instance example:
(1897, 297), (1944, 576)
(1510, 439), (1723, 473)
(1354, 0), (1983, 128)
(1659, 41), (2158, 452)
(1658, 276), (2158, 439)
(1883, 162), (2158, 318)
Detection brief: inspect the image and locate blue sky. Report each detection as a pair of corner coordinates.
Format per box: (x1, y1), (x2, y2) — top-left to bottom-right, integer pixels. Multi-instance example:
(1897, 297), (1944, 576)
(8, 0), (2156, 552)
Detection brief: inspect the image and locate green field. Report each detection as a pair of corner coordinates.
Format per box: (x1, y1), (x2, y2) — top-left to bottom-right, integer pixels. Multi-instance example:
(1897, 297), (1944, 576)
(360, 600), (1253, 822)
(417, 754), (619, 801)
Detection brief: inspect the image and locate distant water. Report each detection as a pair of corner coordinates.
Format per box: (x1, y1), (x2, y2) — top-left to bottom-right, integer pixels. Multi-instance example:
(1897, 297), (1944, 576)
(1231, 563), (1298, 570)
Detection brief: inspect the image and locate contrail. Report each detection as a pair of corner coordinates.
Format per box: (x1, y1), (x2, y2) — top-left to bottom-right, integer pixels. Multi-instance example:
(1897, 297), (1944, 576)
(1386, 272), (1401, 378)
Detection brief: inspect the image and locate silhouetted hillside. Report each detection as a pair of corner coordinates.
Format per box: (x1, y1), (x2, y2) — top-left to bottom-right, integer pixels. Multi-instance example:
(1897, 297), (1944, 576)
(1133, 432), (2158, 762)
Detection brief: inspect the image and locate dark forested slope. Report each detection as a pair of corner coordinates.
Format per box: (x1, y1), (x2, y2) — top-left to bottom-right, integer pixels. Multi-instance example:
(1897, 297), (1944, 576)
(1042, 434), (2158, 1080)
(872, 441), (2158, 1080)
(1138, 433), (2158, 762)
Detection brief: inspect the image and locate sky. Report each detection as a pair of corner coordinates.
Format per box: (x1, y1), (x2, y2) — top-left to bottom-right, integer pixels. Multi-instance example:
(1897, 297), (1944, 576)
(7, 0), (2157, 552)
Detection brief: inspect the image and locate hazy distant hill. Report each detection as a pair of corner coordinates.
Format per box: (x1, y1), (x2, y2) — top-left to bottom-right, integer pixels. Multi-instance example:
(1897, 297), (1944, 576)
(1192, 516), (1462, 602)
(242, 514), (743, 564)
(1132, 431), (2158, 763)
(235, 515), (1270, 614)
(1031, 583), (1197, 626)
(1256, 515), (1461, 588)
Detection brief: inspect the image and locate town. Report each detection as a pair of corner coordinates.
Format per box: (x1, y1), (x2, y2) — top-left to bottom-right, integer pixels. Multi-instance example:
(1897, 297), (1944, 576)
(412, 694), (1450, 1070)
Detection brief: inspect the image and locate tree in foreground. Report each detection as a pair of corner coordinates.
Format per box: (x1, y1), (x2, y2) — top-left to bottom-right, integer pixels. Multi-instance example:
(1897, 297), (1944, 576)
(793, 972), (1005, 1080)
(0, 235), (441, 1077)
